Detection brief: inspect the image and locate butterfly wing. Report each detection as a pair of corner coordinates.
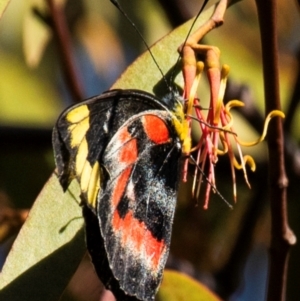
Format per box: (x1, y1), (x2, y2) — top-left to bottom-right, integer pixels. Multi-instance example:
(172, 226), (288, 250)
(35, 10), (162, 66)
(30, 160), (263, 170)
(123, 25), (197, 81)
(97, 111), (182, 301)
(83, 204), (140, 301)
(53, 89), (170, 210)
(53, 90), (182, 301)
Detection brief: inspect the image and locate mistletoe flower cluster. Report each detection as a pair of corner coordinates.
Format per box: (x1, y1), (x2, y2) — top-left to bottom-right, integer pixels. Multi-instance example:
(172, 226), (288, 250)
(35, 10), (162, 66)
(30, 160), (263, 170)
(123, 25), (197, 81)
(184, 62), (284, 209)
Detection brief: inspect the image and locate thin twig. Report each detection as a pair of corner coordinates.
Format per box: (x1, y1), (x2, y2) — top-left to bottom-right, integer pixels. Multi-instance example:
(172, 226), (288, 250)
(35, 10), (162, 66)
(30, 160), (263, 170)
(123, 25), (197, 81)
(46, 0), (84, 103)
(255, 1), (297, 300)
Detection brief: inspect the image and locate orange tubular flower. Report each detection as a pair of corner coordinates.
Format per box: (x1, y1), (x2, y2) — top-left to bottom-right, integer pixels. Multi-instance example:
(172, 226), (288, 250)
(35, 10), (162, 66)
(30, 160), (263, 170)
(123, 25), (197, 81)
(184, 63), (285, 209)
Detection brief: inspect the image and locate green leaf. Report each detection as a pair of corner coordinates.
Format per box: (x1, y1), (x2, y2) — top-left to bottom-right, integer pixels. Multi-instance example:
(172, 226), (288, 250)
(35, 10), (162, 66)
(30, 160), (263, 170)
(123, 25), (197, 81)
(0, 4), (216, 300)
(111, 4), (216, 92)
(157, 270), (222, 301)
(0, 175), (85, 301)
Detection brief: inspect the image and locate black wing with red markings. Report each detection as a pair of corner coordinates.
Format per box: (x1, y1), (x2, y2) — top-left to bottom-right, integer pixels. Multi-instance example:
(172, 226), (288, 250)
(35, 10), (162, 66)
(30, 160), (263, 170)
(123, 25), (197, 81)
(53, 89), (182, 301)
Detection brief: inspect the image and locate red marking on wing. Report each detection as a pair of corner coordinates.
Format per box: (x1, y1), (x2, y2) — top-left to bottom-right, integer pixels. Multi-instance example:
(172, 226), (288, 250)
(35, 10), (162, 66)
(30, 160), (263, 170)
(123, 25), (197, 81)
(111, 127), (138, 205)
(113, 207), (165, 271)
(118, 127), (132, 143)
(142, 115), (170, 144)
(119, 138), (138, 163)
(117, 127), (138, 164)
(110, 127), (138, 208)
(111, 167), (132, 208)
(110, 121), (165, 271)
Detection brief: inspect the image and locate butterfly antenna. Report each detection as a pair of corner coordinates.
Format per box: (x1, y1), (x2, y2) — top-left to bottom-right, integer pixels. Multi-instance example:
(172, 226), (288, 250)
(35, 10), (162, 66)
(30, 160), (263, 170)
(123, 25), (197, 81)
(110, 0), (171, 92)
(170, 0), (210, 84)
(180, 0), (210, 54)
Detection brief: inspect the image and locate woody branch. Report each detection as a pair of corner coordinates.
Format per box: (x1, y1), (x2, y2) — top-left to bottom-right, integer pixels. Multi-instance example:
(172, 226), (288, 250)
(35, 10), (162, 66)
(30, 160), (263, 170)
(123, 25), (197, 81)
(255, 0), (296, 300)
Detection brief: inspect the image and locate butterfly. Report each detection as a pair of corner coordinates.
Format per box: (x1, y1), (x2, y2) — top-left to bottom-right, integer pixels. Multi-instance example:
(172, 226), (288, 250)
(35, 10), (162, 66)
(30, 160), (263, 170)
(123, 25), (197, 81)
(53, 89), (188, 300)
(52, 1), (212, 300)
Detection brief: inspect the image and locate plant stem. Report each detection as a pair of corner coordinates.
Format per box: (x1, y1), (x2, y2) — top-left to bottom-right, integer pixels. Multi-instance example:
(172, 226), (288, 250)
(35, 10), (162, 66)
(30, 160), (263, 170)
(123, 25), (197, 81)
(46, 0), (84, 102)
(255, 0), (296, 300)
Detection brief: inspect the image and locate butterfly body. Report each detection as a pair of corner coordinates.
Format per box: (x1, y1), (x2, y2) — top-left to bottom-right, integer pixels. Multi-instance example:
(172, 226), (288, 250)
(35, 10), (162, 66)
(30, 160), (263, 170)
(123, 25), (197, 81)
(53, 89), (186, 300)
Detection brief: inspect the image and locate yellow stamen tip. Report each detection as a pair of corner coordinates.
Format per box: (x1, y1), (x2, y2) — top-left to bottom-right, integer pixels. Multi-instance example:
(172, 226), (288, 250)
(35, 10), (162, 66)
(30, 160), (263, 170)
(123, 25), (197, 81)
(221, 64), (230, 78)
(196, 61), (205, 72)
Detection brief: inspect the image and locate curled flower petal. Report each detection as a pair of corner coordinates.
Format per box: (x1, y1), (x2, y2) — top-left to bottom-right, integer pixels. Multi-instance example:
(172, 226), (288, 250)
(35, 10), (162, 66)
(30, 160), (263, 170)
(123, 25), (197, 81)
(233, 155), (256, 172)
(225, 100), (245, 110)
(236, 110), (285, 147)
